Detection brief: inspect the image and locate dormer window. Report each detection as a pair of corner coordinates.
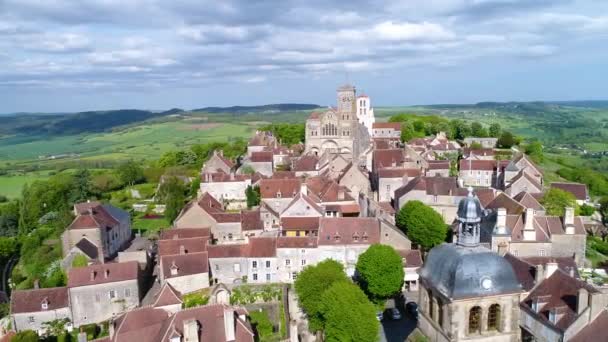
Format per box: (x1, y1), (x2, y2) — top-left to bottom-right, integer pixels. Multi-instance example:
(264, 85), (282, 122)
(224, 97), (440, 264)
(353, 233), (360, 242)
(170, 261), (179, 276)
(276, 191), (282, 198)
(362, 233), (368, 242)
(334, 233), (341, 242)
(41, 299), (49, 310)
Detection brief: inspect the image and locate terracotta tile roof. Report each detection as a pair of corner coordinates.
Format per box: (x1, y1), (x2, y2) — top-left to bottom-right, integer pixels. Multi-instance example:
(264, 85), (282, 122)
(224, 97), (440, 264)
(522, 269), (598, 332)
(250, 151), (273, 163)
(485, 192), (525, 215)
(397, 250), (423, 268)
(534, 215), (586, 236)
(522, 256), (579, 278)
(305, 176), (354, 202)
(259, 179), (301, 199)
(241, 209), (263, 231)
(74, 201), (102, 214)
(158, 237), (209, 257)
(372, 122), (402, 130)
(111, 306), (170, 342)
(318, 217), (380, 246)
(207, 237), (277, 258)
(373, 149), (405, 169)
(271, 171), (297, 179)
(373, 139), (390, 149)
(507, 170), (543, 192)
(426, 160), (450, 170)
(11, 287), (69, 314)
(551, 182), (588, 201)
(377, 201), (396, 214)
(202, 171), (249, 183)
(207, 244), (244, 258)
(463, 148), (495, 157)
(570, 309), (608, 342)
(68, 203), (120, 230)
(293, 155), (319, 171)
(377, 168), (421, 178)
(459, 159), (496, 171)
(509, 214), (551, 242)
(276, 237), (318, 248)
(68, 261), (139, 288)
(394, 176), (459, 199)
(324, 203), (360, 214)
(160, 252), (209, 279)
(153, 283), (182, 307)
(513, 192), (545, 211)
(281, 217), (320, 230)
(159, 228), (211, 240)
(475, 188), (498, 207)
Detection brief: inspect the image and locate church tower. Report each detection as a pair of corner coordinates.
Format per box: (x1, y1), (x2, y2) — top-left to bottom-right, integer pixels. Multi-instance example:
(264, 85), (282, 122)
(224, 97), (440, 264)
(456, 187), (483, 247)
(336, 84), (356, 120)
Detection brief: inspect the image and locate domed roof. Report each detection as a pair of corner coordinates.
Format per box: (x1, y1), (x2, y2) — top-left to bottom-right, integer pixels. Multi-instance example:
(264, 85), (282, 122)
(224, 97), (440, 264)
(420, 244), (522, 300)
(457, 187), (483, 223)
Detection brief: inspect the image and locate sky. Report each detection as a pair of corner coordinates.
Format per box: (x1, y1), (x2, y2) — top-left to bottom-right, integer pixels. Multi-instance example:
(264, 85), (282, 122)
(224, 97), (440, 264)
(1, 0), (608, 112)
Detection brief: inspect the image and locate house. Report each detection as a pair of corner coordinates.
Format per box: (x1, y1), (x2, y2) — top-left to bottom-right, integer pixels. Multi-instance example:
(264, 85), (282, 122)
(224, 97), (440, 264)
(371, 122), (401, 139)
(425, 160), (450, 177)
(159, 252), (210, 294)
(68, 261), (140, 327)
(398, 249), (423, 292)
(394, 176), (463, 223)
(463, 137), (498, 148)
(201, 150), (234, 174)
(337, 163), (371, 197)
(247, 131), (276, 156)
(241, 151), (273, 176)
(551, 182), (590, 205)
(150, 283), (183, 314)
(458, 159), (496, 187)
(207, 237), (277, 285)
(11, 287), (71, 335)
(62, 201), (132, 264)
(104, 304), (254, 342)
(377, 168), (421, 202)
(292, 154), (320, 177)
(408, 132), (461, 157)
(504, 170), (543, 196)
(199, 171), (251, 208)
(462, 147), (495, 160)
(500, 153), (543, 190)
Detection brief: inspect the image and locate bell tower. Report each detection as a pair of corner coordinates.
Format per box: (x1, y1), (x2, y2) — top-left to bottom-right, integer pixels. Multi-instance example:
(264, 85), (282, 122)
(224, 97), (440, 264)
(337, 84), (356, 119)
(456, 187), (483, 247)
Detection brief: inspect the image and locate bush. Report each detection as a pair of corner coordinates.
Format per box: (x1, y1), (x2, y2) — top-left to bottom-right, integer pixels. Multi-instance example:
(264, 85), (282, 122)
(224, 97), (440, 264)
(11, 330), (38, 342)
(249, 310), (274, 339)
(579, 204), (596, 216)
(182, 292), (210, 308)
(71, 254), (89, 268)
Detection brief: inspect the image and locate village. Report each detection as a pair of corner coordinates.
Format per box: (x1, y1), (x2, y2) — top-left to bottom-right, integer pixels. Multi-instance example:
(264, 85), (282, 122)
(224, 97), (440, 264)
(7, 85), (608, 342)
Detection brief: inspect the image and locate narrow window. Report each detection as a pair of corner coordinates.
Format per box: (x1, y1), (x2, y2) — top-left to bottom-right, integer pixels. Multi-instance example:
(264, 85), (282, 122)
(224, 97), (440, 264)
(469, 306), (482, 335)
(488, 304), (501, 331)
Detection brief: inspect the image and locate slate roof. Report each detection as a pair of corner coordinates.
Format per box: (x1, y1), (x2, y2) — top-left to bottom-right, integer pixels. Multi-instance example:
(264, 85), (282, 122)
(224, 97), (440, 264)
(551, 182), (589, 201)
(318, 217), (380, 246)
(68, 261), (139, 287)
(160, 252), (209, 279)
(522, 269), (598, 332)
(75, 237), (99, 260)
(11, 287), (69, 314)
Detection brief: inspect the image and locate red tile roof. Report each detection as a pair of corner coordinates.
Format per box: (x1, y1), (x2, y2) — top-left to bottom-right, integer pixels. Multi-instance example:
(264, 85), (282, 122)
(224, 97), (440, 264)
(271, 171), (297, 179)
(398, 250), (423, 268)
(259, 179), (301, 199)
(68, 261), (139, 287)
(68, 203), (119, 230)
(377, 168), (421, 178)
(160, 252), (209, 279)
(293, 155), (319, 171)
(505, 253), (580, 292)
(513, 192), (545, 211)
(373, 149), (405, 169)
(463, 148), (495, 157)
(485, 193), (525, 215)
(158, 237), (209, 257)
(459, 159), (496, 171)
(551, 182), (588, 201)
(372, 122), (402, 130)
(153, 283), (183, 307)
(207, 237), (277, 258)
(250, 151), (273, 163)
(394, 176), (459, 199)
(318, 217), (380, 245)
(276, 237), (318, 248)
(11, 287), (69, 314)
(159, 228), (211, 240)
(281, 217), (320, 230)
(241, 209), (263, 231)
(426, 160), (450, 170)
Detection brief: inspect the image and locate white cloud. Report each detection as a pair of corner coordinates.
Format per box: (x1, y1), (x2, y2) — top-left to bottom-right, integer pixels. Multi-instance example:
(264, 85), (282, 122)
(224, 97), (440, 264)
(372, 21), (455, 41)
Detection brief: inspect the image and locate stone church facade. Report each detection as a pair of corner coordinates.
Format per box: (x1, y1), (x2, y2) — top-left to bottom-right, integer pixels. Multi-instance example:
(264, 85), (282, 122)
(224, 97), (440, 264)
(305, 85), (370, 161)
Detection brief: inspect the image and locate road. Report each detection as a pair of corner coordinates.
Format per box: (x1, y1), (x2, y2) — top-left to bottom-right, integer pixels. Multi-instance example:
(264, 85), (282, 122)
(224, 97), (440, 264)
(2, 256), (18, 294)
(379, 312), (417, 342)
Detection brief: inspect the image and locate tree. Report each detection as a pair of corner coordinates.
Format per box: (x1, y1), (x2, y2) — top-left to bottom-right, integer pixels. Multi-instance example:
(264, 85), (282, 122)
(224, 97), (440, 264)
(117, 160), (144, 187)
(525, 141), (544, 163)
(42, 318), (71, 338)
(246, 185), (261, 209)
(0, 237), (17, 258)
(69, 168), (93, 204)
(11, 330), (38, 342)
(541, 188), (578, 216)
(355, 244), (404, 302)
(295, 259), (349, 332)
(320, 281), (379, 342)
(497, 131), (516, 148)
(400, 124), (417, 143)
(600, 197), (608, 225)
(470, 122), (488, 137)
(489, 123), (501, 137)
(579, 204), (595, 216)
(157, 176), (188, 223)
(189, 177), (201, 198)
(249, 310), (274, 339)
(450, 120), (472, 140)
(396, 201), (448, 250)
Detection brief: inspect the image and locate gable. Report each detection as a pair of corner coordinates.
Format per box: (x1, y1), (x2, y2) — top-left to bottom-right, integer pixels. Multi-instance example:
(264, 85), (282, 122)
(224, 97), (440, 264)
(281, 196), (323, 217)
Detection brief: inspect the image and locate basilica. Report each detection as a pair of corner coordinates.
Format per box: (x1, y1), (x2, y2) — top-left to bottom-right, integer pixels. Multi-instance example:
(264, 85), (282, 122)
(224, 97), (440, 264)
(304, 84), (372, 162)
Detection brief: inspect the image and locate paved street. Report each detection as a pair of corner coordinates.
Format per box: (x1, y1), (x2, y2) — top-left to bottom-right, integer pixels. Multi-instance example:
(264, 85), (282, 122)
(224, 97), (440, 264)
(380, 294), (418, 342)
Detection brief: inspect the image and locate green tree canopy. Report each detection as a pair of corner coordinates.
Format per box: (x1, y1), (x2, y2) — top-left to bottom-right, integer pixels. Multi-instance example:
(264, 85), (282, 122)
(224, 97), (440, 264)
(470, 122), (488, 137)
(116, 160), (145, 186)
(355, 244), (404, 302)
(294, 259), (349, 332)
(579, 204), (595, 216)
(541, 188), (578, 216)
(69, 168), (94, 204)
(396, 200), (448, 250)
(320, 281), (379, 342)
(157, 176), (188, 223)
(600, 197), (608, 225)
(11, 330), (39, 342)
(497, 131), (516, 148)
(489, 123), (502, 137)
(525, 141), (544, 163)
(245, 185), (261, 209)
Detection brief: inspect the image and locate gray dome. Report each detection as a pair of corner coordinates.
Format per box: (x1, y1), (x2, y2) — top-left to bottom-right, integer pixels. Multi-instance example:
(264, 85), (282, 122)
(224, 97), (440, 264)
(420, 244), (522, 300)
(457, 188), (483, 223)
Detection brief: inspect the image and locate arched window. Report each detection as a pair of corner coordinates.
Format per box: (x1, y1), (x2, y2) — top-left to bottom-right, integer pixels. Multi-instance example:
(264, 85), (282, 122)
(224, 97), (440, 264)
(323, 123), (337, 136)
(488, 304), (501, 331)
(469, 306), (481, 335)
(427, 289), (434, 319)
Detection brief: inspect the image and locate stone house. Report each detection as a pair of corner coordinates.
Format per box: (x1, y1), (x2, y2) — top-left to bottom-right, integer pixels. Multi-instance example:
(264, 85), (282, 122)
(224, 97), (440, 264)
(462, 147), (496, 161)
(68, 261), (140, 327)
(276, 237), (321, 283)
(425, 160), (451, 177)
(201, 150), (234, 174)
(247, 131), (276, 157)
(292, 154), (320, 177)
(409, 132), (461, 157)
(199, 171), (251, 207)
(377, 168), (421, 202)
(397, 249), (422, 292)
(394, 176), (463, 223)
(458, 159), (496, 187)
(159, 252), (210, 294)
(241, 151), (273, 176)
(500, 153), (543, 190)
(371, 122), (401, 139)
(551, 182), (590, 205)
(504, 170), (543, 196)
(11, 287), (71, 335)
(337, 162), (371, 197)
(463, 137), (498, 148)
(62, 201), (132, 263)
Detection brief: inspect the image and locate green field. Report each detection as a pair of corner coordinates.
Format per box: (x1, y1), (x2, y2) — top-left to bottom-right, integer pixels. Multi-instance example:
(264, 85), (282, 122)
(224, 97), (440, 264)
(0, 173), (52, 198)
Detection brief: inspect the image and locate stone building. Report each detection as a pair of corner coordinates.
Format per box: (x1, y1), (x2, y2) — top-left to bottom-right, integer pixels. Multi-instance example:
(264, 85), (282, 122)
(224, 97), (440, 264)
(62, 201), (132, 263)
(371, 122), (401, 139)
(201, 150), (234, 174)
(305, 84), (370, 160)
(356, 93), (376, 135)
(11, 287), (71, 335)
(159, 252), (210, 294)
(68, 261), (141, 327)
(418, 190), (523, 342)
(463, 137), (498, 149)
(458, 159), (497, 188)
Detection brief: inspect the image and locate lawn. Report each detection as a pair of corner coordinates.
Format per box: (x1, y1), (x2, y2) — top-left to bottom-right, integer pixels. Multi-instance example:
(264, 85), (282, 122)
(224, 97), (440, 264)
(0, 171), (53, 198)
(132, 216), (170, 235)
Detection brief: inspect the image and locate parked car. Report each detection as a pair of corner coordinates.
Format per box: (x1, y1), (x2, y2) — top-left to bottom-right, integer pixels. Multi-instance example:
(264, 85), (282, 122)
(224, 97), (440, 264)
(376, 311), (384, 321)
(406, 302), (418, 319)
(390, 308), (402, 320)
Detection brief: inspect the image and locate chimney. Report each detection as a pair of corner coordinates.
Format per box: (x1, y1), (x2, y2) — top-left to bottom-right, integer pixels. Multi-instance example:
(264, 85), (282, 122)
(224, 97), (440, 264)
(300, 184), (308, 196)
(224, 308), (236, 341)
(577, 287), (589, 314)
(183, 319), (200, 342)
(497, 208), (507, 229)
(564, 207), (575, 234)
(534, 264), (544, 284)
(545, 261), (558, 278)
(523, 208), (536, 241)
(90, 271), (97, 281)
(338, 188), (345, 200)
